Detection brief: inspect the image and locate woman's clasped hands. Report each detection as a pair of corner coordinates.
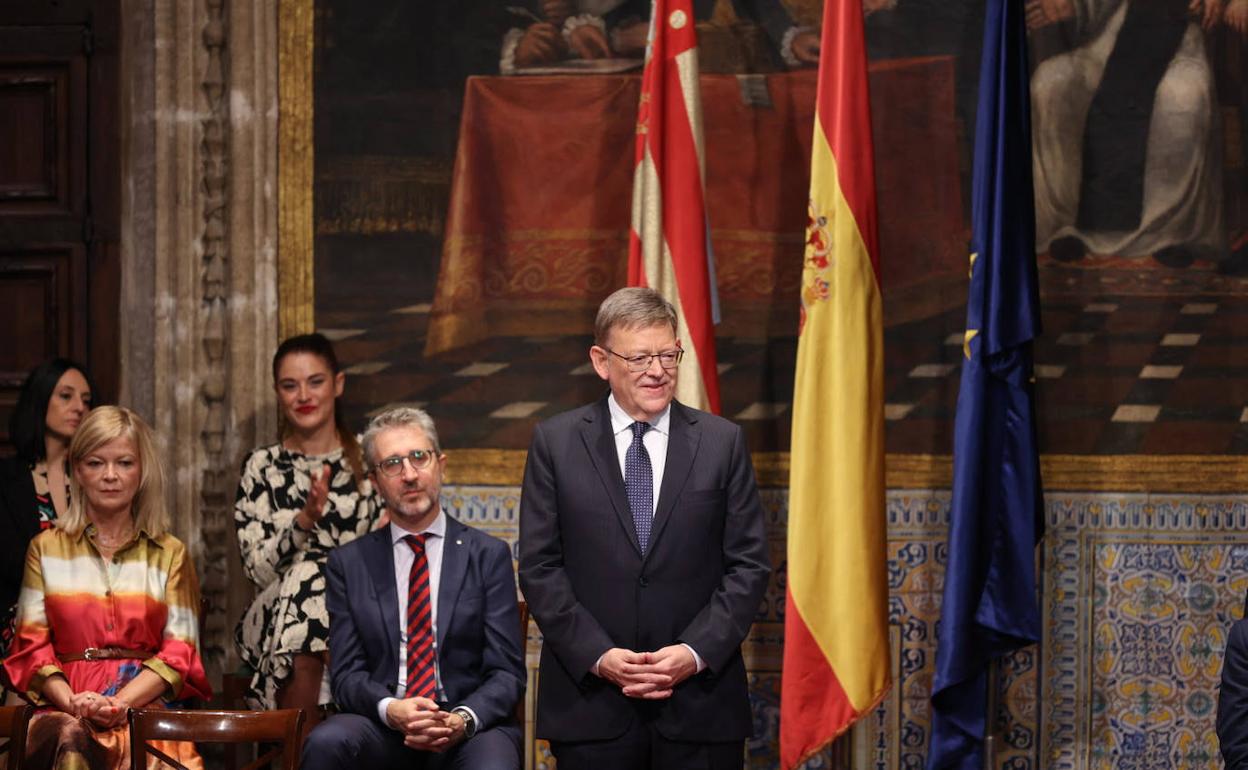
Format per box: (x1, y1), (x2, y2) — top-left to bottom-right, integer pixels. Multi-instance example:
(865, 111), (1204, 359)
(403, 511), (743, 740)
(68, 690), (128, 729)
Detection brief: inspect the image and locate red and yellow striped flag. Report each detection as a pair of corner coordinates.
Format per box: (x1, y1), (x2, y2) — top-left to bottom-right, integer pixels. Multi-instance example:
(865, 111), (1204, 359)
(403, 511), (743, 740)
(628, 0), (720, 413)
(780, 0), (891, 764)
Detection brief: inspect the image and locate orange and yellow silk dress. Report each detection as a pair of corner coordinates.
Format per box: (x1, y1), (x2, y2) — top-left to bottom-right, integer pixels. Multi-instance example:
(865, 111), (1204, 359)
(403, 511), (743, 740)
(3, 526), (213, 770)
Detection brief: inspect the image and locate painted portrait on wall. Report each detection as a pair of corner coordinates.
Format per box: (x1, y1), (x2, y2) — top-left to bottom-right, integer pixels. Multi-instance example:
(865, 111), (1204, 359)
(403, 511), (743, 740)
(274, 4), (1248, 768)
(301, 0), (1248, 462)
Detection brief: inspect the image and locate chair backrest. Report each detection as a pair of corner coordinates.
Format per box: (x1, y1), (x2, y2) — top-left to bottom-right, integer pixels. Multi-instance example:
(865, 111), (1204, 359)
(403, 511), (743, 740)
(0, 705), (33, 770)
(128, 708), (304, 770)
(516, 598), (529, 724)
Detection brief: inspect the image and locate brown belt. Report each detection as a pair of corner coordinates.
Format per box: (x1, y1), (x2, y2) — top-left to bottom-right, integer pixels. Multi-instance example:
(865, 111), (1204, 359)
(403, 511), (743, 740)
(60, 647), (153, 662)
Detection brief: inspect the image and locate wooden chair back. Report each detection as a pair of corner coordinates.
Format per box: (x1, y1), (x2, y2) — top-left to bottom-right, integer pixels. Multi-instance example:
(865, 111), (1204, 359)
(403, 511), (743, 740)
(128, 708), (305, 770)
(0, 705), (33, 770)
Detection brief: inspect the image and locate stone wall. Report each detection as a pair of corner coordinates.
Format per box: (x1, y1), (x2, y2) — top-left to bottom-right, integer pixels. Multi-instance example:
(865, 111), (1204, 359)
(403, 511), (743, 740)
(118, 0), (279, 678)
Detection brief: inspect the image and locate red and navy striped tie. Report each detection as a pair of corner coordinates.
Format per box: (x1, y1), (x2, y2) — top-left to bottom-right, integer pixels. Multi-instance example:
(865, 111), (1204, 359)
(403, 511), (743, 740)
(404, 534), (437, 699)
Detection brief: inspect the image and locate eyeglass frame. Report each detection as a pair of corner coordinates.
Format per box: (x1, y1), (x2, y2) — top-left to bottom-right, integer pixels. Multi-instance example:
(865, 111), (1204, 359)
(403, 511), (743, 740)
(372, 449), (441, 477)
(601, 346), (685, 372)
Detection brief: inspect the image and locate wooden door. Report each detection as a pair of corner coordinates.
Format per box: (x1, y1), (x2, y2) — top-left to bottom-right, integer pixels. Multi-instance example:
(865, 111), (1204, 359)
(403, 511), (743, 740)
(0, 0), (118, 448)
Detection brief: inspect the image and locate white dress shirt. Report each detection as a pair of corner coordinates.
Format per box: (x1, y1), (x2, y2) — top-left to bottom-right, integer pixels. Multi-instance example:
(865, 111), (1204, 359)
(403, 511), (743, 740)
(376, 514), (477, 727)
(607, 393), (668, 517)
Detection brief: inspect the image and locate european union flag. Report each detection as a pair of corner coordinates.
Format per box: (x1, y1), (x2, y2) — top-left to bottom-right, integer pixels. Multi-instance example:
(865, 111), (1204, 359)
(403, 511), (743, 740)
(925, 0), (1044, 767)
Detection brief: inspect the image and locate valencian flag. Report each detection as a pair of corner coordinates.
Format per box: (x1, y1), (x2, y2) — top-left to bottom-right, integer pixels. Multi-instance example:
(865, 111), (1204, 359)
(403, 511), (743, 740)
(628, 0), (721, 413)
(779, 0), (891, 765)
(926, 0), (1044, 767)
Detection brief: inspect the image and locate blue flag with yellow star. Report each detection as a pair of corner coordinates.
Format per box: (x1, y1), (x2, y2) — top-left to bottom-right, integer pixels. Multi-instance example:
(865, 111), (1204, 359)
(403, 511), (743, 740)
(925, 0), (1044, 767)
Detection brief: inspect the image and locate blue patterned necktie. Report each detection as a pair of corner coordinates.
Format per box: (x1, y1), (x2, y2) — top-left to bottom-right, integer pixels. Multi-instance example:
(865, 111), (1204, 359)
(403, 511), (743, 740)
(625, 421), (653, 553)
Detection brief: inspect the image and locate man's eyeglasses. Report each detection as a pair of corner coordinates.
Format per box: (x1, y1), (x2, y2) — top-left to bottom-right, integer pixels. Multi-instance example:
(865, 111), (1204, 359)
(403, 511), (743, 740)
(603, 348), (684, 372)
(374, 449), (438, 477)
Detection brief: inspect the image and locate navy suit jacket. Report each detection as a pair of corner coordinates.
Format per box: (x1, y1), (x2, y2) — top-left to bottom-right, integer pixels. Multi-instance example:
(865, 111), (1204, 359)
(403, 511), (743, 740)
(518, 397), (772, 743)
(1220, 618), (1248, 768)
(325, 516), (525, 734)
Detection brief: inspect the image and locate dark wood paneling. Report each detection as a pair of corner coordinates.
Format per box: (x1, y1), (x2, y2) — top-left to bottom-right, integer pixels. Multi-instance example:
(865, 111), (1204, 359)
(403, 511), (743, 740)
(0, 1), (118, 448)
(0, 70), (69, 210)
(0, 28), (86, 218)
(0, 244), (86, 446)
(0, 246), (86, 377)
(0, 1), (94, 26)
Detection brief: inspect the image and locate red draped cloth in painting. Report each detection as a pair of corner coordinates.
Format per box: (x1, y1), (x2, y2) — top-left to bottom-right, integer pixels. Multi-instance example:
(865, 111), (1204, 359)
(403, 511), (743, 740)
(426, 62), (965, 355)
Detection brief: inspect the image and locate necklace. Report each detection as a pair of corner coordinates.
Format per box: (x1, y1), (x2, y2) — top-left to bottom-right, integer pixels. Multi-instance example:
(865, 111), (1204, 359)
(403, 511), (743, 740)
(93, 527), (134, 548)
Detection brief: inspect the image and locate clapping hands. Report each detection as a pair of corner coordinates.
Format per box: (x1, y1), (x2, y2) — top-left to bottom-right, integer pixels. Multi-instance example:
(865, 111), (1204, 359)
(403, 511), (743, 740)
(295, 462), (332, 531)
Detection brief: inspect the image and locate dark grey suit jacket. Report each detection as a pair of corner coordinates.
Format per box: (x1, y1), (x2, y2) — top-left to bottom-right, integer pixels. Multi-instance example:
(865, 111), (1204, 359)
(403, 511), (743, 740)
(326, 516), (525, 735)
(518, 397), (771, 743)
(1220, 618), (1248, 768)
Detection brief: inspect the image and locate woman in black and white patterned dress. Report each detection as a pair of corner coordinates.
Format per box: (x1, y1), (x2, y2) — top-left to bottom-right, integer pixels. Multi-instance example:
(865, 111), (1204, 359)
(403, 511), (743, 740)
(233, 333), (383, 721)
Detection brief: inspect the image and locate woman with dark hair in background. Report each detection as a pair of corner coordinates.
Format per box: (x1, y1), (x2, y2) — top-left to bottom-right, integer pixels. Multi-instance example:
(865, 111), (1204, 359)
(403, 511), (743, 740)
(234, 333), (382, 723)
(0, 359), (95, 661)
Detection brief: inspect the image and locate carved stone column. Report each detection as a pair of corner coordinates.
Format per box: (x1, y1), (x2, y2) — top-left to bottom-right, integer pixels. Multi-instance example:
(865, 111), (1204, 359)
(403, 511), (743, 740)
(221, 0), (282, 677)
(119, 0), (279, 681)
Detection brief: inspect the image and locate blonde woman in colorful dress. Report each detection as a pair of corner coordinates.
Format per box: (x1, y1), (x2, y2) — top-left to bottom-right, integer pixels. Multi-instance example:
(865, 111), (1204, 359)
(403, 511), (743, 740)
(3, 406), (211, 770)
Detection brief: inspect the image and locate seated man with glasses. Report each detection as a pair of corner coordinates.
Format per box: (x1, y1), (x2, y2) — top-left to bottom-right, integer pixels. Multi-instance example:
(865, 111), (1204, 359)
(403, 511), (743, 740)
(302, 407), (525, 770)
(518, 287), (771, 770)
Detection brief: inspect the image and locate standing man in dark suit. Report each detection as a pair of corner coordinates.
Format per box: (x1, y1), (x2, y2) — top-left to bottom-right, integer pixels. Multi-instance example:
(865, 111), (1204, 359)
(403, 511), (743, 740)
(302, 407), (524, 770)
(519, 287), (772, 770)
(1219, 613), (1248, 768)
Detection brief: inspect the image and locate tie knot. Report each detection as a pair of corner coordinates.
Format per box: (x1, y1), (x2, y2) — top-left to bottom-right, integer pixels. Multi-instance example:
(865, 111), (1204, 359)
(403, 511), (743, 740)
(404, 533), (427, 553)
(631, 421), (650, 441)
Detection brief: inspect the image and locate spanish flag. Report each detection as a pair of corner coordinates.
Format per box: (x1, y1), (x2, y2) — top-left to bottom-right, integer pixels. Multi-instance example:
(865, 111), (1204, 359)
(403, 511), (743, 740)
(628, 0), (721, 414)
(780, 0), (891, 765)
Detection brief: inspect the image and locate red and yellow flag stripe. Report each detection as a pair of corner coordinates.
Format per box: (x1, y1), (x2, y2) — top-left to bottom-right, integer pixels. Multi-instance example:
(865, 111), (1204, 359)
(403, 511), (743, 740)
(780, 0), (891, 765)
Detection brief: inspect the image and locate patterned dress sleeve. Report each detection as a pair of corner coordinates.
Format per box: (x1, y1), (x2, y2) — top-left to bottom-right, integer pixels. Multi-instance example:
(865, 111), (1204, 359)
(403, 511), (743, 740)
(2, 535), (65, 703)
(233, 447), (307, 589)
(145, 536), (212, 701)
(347, 437), (383, 535)
(347, 473), (382, 537)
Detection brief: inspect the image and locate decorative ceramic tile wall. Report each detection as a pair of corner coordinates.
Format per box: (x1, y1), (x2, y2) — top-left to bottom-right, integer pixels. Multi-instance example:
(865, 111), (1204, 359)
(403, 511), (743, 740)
(444, 485), (1244, 769)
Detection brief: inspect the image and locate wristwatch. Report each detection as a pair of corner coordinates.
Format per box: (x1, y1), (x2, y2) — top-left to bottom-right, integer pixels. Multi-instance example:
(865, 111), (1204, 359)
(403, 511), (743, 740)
(452, 707), (477, 739)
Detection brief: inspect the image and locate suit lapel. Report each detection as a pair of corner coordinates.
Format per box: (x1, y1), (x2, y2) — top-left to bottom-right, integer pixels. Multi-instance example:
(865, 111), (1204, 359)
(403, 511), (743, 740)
(436, 516), (467, 650)
(650, 401), (699, 554)
(364, 528), (401, 662)
(579, 397), (642, 556)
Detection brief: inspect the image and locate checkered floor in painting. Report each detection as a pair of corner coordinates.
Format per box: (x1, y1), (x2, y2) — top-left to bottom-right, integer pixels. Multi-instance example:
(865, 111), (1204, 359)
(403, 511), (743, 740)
(318, 268), (1248, 454)
(885, 293), (1248, 455)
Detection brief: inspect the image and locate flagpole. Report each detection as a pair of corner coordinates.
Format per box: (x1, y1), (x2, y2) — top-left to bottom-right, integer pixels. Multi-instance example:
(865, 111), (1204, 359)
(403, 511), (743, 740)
(982, 658), (998, 770)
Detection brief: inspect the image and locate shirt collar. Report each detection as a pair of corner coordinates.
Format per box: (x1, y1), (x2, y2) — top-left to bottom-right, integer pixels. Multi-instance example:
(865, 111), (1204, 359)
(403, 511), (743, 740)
(389, 511), (446, 545)
(607, 393), (670, 437)
(78, 523), (162, 548)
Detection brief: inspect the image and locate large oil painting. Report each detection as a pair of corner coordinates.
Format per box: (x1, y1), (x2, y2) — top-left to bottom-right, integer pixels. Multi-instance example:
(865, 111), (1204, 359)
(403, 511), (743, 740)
(298, 0), (1248, 471)
(272, 4), (1248, 767)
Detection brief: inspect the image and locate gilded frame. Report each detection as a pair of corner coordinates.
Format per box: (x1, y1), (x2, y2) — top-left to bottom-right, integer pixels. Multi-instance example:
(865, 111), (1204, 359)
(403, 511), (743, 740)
(278, 0), (315, 339)
(275, 3), (1248, 491)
